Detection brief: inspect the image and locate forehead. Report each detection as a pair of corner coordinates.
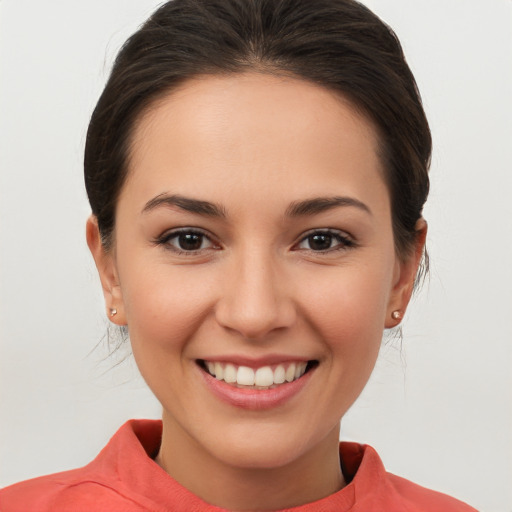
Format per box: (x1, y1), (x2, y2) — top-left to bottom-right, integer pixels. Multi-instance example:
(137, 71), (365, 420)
(122, 72), (388, 214)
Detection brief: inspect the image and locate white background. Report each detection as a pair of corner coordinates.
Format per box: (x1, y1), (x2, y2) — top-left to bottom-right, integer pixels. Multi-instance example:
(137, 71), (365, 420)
(1, 1), (511, 511)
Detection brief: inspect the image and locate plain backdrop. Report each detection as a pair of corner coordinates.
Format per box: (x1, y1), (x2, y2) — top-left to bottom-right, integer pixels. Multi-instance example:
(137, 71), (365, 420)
(1, 1), (511, 511)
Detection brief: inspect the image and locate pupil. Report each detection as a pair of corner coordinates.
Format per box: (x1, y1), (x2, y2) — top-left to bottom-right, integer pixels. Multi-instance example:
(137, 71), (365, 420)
(310, 234), (332, 250)
(179, 233), (202, 250)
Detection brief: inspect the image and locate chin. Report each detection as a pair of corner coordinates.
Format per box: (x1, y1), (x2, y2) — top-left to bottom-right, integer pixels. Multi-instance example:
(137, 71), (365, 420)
(203, 422), (327, 470)
(214, 441), (303, 470)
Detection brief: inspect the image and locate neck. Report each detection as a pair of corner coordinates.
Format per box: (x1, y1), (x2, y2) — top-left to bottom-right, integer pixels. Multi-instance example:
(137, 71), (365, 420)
(155, 412), (345, 511)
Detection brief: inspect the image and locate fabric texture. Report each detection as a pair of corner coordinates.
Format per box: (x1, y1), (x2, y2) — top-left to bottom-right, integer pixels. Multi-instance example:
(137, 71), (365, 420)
(0, 419), (477, 511)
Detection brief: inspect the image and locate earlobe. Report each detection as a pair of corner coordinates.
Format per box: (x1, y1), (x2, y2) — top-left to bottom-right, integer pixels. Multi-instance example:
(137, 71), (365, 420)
(385, 219), (428, 328)
(86, 216), (127, 325)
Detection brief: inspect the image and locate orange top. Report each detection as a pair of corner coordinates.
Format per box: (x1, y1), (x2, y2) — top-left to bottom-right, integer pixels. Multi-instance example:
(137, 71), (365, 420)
(0, 419), (477, 511)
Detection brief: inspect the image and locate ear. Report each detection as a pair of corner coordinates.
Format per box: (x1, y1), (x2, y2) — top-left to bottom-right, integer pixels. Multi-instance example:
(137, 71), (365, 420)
(385, 218), (428, 328)
(86, 215), (127, 325)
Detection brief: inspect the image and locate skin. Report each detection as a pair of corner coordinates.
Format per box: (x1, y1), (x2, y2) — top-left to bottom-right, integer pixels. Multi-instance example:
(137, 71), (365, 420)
(87, 73), (426, 510)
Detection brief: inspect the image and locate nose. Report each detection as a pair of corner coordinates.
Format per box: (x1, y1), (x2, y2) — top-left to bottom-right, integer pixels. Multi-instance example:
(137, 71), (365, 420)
(214, 249), (296, 340)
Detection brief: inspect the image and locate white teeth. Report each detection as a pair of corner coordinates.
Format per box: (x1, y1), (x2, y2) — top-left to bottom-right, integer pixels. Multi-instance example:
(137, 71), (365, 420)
(295, 362), (307, 379)
(274, 364), (285, 384)
(224, 363), (237, 383)
(205, 360), (310, 387)
(237, 366), (255, 386)
(214, 362), (224, 380)
(285, 364), (296, 382)
(254, 366), (274, 387)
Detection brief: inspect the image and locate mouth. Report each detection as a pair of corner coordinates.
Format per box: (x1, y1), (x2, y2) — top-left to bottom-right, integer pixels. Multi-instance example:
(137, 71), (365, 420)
(197, 359), (319, 390)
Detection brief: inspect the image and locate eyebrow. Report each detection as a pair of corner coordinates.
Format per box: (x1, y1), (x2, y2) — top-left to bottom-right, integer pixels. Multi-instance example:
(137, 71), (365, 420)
(142, 193), (227, 217)
(285, 196), (372, 217)
(142, 193), (371, 218)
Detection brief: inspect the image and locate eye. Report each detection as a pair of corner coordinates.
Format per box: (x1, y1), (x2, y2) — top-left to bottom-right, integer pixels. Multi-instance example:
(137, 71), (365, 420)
(295, 230), (354, 252)
(156, 228), (217, 254)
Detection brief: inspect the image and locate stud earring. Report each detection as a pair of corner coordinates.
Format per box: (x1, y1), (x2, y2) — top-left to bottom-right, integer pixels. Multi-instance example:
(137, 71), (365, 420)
(391, 310), (402, 320)
(110, 308), (117, 317)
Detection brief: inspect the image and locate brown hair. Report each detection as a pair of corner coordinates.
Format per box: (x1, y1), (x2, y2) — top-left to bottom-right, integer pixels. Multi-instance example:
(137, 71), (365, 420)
(84, 0), (431, 260)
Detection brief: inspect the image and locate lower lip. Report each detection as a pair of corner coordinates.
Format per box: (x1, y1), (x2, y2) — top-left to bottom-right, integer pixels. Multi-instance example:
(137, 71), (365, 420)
(199, 365), (315, 411)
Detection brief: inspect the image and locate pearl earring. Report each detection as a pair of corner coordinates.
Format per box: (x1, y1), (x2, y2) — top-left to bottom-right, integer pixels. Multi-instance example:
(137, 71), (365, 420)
(110, 308), (117, 317)
(391, 310), (402, 320)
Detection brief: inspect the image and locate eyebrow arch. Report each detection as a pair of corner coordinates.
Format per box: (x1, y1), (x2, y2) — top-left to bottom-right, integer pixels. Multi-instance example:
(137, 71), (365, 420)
(142, 193), (227, 218)
(285, 196), (372, 217)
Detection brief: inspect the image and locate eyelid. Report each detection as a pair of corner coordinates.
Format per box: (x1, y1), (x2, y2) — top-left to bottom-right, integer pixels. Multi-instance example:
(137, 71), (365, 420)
(293, 228), (355, 252)
(154, 227), (221, 254)
(153, 226), (354, 255)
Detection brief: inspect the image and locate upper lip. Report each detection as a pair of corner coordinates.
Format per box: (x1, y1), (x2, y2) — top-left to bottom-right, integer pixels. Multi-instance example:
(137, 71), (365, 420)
(197, 354), (315, 368)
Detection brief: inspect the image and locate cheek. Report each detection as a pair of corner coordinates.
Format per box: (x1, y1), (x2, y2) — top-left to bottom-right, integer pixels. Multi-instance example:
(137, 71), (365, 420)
(118, 262), (216, 352)
(117, 263), (219, 412)
(297, 263), (391, 356)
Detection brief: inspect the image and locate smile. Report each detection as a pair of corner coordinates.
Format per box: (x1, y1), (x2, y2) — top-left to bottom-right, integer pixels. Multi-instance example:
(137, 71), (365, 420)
(200, 360), (314, 389)
(197, 359), (318, 410)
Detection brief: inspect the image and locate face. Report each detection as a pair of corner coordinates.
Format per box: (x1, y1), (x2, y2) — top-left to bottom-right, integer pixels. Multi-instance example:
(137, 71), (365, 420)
(88, 73), (421, 471)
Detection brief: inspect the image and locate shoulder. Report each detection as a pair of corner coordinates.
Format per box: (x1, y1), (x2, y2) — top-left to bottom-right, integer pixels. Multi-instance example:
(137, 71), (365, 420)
(339, 442), (478, 512)
(0, 469), (144, 512)
(385, 472), (479, 512)
(0, 419), (164, 512)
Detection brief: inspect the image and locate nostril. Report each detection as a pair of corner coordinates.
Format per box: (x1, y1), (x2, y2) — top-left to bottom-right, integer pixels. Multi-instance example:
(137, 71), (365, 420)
(214, 274), (297, 340)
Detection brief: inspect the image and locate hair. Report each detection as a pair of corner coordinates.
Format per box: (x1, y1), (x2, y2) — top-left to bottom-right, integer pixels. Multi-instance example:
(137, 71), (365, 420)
(84, 0), (431, 264)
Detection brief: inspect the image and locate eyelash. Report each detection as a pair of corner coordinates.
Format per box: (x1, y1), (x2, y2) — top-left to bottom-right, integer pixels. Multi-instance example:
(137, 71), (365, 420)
(294, 229), (355, 253)
(154, 228), (218, 255)
(154, 228), (355, 255)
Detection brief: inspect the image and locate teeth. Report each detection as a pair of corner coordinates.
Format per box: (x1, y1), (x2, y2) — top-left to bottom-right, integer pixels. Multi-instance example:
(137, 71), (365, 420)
(224, 363), (237, 383)
(254, 367), (274, 387)
(204, 361), (309, 387)
(295, 362), (307, 379)
(274, 365), (285, 384)
(237, 366), (255, 386)
(285, 364), (296, 382)
(214, 362), (224, 380)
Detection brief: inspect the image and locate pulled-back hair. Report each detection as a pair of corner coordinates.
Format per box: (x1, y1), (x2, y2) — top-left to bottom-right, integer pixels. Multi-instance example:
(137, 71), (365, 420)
(84, 0), (431, 260)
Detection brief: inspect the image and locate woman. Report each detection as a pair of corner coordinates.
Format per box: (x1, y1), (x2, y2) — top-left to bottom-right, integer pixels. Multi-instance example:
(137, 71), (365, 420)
(0, 0), (479, 510)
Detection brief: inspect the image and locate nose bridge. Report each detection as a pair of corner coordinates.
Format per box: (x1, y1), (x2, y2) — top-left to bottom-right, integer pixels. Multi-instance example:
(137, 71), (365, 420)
(215, 243), (295, 339)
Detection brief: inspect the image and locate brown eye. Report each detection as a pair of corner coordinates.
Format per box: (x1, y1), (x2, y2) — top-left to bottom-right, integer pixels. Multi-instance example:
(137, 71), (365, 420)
(296, 230), (353, 252)
(158, 229), (216, 253)
(307, 233), (334, 251)
(176, 232), (205, 251)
